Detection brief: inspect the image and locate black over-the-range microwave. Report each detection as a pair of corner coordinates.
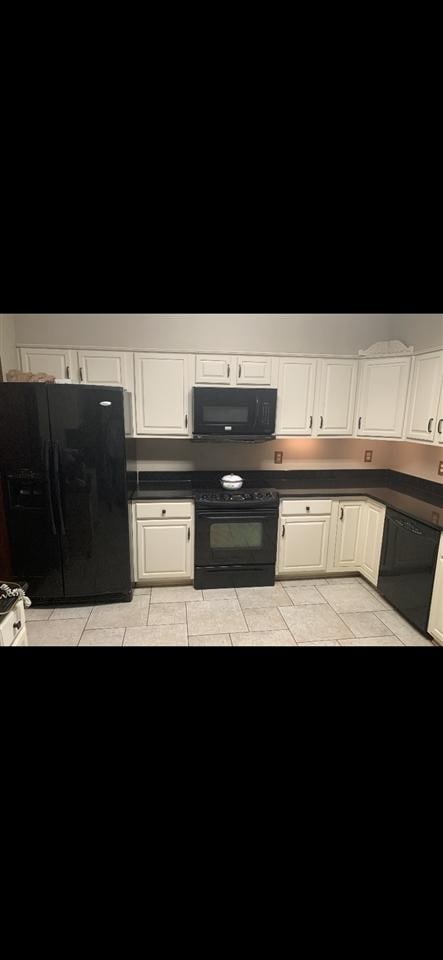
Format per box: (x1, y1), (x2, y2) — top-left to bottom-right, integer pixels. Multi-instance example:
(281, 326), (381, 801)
(192, 387), (277, 440)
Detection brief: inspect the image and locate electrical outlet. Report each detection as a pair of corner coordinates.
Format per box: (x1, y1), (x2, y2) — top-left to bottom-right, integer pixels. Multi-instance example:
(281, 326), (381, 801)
(274, 451), (283, 464)
(364, 450), (373, 462)
(438, 461), (443, 476)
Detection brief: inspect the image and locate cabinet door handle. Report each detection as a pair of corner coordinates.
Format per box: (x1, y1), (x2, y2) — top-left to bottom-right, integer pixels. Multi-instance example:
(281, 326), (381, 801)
(80, 367), (84, 382)
(238, 364), (241, 378)
(13, 620), (22, 630)
(66, 365), (70, 379)
(438, 418), (443, 434)
(309, 415), (313, 429)
(185, 414), (188, 428)
(187, 527), (191, 541)
(358, 416), (362, 429)
(340, 507), (344, 521)
(282, 524), (285, 538)
(428, 417), (434, 433)
(227, 364), (230, 378)
(319, 416), (323, 429)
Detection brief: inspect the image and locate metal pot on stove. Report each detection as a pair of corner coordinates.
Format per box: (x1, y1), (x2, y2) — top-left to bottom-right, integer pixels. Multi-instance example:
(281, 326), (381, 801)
(221, 474), (244, 490)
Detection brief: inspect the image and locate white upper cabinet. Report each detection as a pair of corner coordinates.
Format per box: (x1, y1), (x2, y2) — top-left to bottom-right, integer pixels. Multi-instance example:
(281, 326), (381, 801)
(134, 353), (191, 436)
(236, 356), (272, 385)
(277, 358), (317, 435)
(195, 354), (274, 386)
(356, 356), (411, 438)
(195, 355), (233, 384)
(78, 350), (134, 392)
(436, 382), (443, 444)
(405, 351), (443, 442)
(316, 359), (357, 436)
(19, 346), (77, 381)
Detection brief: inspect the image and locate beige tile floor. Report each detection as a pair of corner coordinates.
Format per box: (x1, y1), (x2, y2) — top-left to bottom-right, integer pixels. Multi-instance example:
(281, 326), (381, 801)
(23, 576), (436, 646)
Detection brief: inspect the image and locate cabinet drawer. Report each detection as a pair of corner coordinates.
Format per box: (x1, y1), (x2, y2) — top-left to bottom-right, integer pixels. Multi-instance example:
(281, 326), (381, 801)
(281, 499), (332, 516)
(0, 600), (25, 647)
(135, 501), (193, 520)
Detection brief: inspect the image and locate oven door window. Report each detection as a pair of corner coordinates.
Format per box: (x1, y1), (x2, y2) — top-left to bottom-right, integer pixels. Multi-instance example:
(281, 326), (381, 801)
(210, 520), (263, 550)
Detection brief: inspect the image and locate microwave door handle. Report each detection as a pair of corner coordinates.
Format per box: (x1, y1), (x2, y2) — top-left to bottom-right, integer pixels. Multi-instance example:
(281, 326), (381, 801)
(254, 397), (260, 428)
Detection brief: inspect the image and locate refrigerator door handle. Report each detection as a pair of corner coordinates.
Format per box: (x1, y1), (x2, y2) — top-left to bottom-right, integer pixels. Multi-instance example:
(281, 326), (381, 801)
(44, 439), (57, 536)
(52, 441), (66, 535)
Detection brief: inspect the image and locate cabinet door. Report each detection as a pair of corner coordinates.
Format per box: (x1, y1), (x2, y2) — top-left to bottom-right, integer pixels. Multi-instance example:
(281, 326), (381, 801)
(436, 384), (443, 444)
(357, 500), (386, 585)
(406, 351), (443, 442)
(236, 356), (272, 385)
(428, 534), (443, 644)
(195, 355), (233, 384)
(136, 519), (192, 582)
(278, 516), (330, 574)
(277, 358), (317, 435)
(356, 357), (411, 437)
(334, 501), (363, 570)
(78, 350), (133, 391)
(135, 353), (190, 436)
(19, 347), (77, 381)
(317, 359), (357, 436)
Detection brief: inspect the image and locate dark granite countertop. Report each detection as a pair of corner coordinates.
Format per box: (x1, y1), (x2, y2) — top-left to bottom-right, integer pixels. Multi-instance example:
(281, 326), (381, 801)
(130, 470), (443, 531)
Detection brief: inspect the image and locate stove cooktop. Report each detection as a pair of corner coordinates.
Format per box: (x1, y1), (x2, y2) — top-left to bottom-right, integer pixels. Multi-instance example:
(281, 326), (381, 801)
(195, 488), (279, 506)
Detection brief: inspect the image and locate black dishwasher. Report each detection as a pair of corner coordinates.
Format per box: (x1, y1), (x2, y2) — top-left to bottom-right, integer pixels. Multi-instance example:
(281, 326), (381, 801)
(378, 509), (439, 635)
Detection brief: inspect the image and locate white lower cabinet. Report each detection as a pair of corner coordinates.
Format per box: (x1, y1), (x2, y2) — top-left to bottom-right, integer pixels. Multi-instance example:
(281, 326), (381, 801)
(0, 600), (27, 647)
(357, 499), (386, 586)
(277, 496), (386, 586)
(133, 502), (194, 583)
(277, 500), (331, 575)
(428, 533), (443, 644)
(331, 500), (364, 570)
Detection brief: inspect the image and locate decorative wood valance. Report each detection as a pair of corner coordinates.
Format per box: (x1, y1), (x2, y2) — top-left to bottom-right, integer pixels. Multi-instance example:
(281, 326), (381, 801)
(358, 340), (413, 357)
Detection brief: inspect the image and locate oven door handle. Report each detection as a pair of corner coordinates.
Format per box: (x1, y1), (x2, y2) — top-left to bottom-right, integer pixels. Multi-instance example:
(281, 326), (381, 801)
(197, 512), (277, 522)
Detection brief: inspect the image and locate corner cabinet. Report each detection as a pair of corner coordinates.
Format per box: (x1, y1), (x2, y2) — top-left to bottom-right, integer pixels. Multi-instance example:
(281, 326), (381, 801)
(405, 351), (443, 443)
(357, 499), (386, 586)
(356, 356), (411, 438)
(133, 501), (194, 583)
(277, 358), (317, 435)
(331, 500), (364, 570)
(428, 532), (443, 645)
(134, 353), (192, 436)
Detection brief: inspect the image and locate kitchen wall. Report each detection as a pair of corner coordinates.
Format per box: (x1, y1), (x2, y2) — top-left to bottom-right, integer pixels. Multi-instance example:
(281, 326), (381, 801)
(385, 441), (443, 483)
(134, 437), (443, 483)
(12, 313), (397, 354)
(389, 314), (443, 352)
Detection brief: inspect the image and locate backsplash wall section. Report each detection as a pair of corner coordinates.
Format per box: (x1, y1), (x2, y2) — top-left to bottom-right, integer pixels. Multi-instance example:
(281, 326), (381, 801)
(135, 438), (443, 483)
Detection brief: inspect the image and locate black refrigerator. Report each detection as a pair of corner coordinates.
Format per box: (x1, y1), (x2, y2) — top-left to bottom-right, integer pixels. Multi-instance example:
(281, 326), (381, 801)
(0, 383), (132, 605)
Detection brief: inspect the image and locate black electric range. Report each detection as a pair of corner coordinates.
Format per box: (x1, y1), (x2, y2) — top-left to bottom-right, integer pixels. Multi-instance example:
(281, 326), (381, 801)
(194, 488), (279, 589)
